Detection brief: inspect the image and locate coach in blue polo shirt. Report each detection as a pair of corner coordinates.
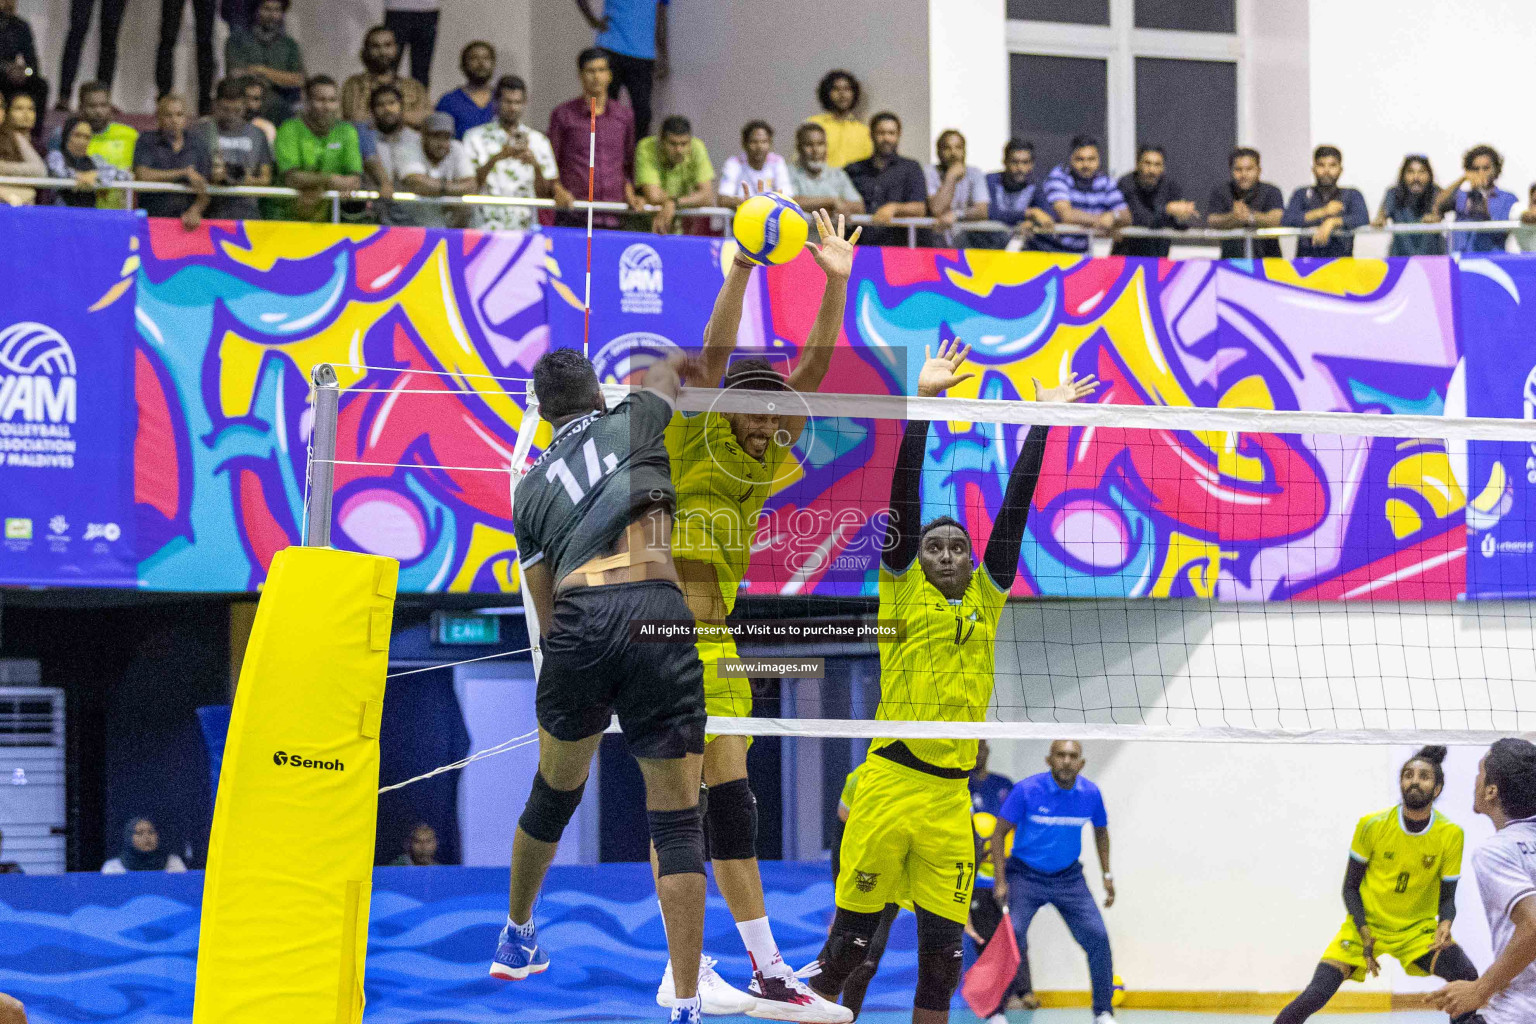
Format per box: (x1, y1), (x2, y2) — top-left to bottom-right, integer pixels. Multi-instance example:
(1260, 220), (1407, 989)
(992, 740), (1117, 1024)
(1036, 135), (1129, 254)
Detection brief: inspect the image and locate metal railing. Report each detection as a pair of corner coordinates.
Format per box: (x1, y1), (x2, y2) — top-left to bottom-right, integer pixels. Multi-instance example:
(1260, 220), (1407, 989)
(2, 174), (1530, 252)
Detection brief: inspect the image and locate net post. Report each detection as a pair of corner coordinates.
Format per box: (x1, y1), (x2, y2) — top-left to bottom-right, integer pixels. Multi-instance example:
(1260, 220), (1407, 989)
(509, 395), (544, 675)
(304, 363), (340, 548)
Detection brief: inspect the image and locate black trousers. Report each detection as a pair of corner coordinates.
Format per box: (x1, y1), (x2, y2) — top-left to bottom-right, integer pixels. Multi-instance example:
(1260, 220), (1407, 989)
(605, 49), (655, 139)
(157, 0), (216, 114)
(58, 0), (129, 101)
(383, 10), (439, 91)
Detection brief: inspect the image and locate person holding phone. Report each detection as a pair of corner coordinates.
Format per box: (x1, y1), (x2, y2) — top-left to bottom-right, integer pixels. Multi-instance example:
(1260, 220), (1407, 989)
(463, 72), (565, 231)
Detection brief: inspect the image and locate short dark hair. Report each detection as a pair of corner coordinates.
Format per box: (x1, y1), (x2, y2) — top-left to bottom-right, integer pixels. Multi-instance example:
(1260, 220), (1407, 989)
(1404, 745), (1448, 790)
(1002, 137), (1033, 161)
(936, 128), (965, 151)
(461, 40), (495, 65)
(362, 24), (396, 56)
(741, 119), (773, 147)
(795, 122), (826, 148)
(1464, 143), (1503, 178)
(78, 81), (109, 103)
(869, 111), (901, 132)
(1136, 144), (1166, 161)
(257, 0), (290, 10)
(495, 74), (527, 99)
(723, 357), (788, 392)
(215, 77), (246, 103)
(816, 70), (861, 114)
(919, 515), (971, 549)
(1229, 146), (1260, 167)
(369, 82), (403, 108)
(659, 114), (692, 138)
(532, 349), (601, 420)
(576, 46), (609, 71)
(1313, 144), (1342, 163)
(1068, 134), (1100, 154)
(305, 74), (338, 97)
(1486, 738), (1536, 820)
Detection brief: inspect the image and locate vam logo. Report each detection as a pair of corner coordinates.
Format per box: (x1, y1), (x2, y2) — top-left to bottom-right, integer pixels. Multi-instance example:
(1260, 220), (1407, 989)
(0, 322), (76, 424)
(619, 243), (663, 314)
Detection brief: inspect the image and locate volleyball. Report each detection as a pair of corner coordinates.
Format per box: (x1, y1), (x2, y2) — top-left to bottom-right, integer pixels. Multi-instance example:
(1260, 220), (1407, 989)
(732, 192), (809, 265)
(1112, 975), (1126, 1007)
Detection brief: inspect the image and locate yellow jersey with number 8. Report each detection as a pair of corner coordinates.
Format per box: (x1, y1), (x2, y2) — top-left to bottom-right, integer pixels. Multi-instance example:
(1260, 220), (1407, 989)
(1349, 805), (1463, 935)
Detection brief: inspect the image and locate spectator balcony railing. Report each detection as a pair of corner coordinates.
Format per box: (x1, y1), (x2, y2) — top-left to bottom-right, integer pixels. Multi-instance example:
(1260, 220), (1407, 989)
(0, 175), (1527, 253)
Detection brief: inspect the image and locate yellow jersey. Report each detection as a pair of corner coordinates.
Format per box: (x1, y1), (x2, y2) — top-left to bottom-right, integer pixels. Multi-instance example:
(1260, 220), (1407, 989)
(666, 410), (793, 615)
(806, 113), (873, 168)
(1350, 805), (1464, 935)
(871, 562), (1007, 771)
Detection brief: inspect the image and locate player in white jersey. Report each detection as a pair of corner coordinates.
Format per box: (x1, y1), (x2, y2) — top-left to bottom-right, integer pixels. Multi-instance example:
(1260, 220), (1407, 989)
(1430, 738), (1536, 1023)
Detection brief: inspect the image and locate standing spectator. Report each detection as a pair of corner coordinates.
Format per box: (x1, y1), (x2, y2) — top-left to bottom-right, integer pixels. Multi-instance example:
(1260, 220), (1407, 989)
(464, 74), (563, 232)
(807, 69), (871, 168)
(1038, 134), (1129, 254)
(390, 823), (441, 866)
(370, 83), (421, 225)
(155, 0), (215, 115)
(434, 41), (497, 139)
(384, 0), (438, 90)
(132, 93), (212, 230)
(926, 128), (988, 247)
(787, 121), (863, 217)
(548, 48), (642, 229)
(572, 0), (668, 140)
(987, 138), (1053, 250)
(845, 111), (926, 246)
(1373, 154), (1443, 256)
(56, 0), (128, 108)
(1111, 144), (1197, 257)
(46, 113), (129, 207)
(1435, 144), (1517, 254)
(240, 75), (277, 144)
(634, 113), (714, 234)
(342, 26), (429, 130)
(0, 0), (47, 135)
(402, 112), (476, 228)
(273, 75), (363, 222)
(1282, 146), (1369, 259)
(224, 0), (304, 126)
(717, 120), (790, 208)
(205, 77), (272, 220)
(0, 92), (44, 206)
(101, 818), (188, 874)
(1206, 147), (1285, 259)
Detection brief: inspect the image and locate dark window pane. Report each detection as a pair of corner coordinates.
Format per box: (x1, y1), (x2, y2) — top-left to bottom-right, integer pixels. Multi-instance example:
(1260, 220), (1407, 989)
(1009, 53), (1108, 177)
(1008, 0), (1110, 26)
(1134, 0), (1235, 33)
(1134, 57), (1237, 220)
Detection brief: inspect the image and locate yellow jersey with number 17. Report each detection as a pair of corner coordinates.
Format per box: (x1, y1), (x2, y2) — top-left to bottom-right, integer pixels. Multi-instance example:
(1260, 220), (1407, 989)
(1350, 805), (1464, 935)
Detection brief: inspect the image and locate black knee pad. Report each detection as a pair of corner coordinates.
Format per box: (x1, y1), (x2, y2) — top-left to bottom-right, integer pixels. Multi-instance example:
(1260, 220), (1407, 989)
(914, 908), (964, 1012)
(705, 777), (758, 861)
(518, 771), (586, 844)
(808, 907), (884, 998)
(649, 805), (706, 877)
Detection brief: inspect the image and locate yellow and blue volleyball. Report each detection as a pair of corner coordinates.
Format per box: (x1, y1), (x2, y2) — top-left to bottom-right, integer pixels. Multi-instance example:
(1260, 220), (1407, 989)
(1112, 975), (1126, 1007)
(732, 191), (809, 265)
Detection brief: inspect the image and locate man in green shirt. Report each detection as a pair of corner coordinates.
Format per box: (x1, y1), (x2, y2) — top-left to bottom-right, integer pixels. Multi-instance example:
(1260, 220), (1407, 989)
(273, 75), (362, 222)
(224, 0), (305, 124)
(634, 113), (714, 234)
(74, 81), (136, 209)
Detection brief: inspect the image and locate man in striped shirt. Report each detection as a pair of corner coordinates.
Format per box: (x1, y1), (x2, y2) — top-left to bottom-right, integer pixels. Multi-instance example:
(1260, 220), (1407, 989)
(1036, 134), (1128, 253)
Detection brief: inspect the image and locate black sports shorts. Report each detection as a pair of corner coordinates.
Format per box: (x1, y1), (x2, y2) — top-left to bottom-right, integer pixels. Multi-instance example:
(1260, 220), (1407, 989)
(537, 579), (706, 759)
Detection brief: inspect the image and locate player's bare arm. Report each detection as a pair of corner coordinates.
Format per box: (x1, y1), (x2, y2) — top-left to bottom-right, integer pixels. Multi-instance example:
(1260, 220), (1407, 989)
(1431, 898), (1536, 1017)
(780, 209), (860, 443)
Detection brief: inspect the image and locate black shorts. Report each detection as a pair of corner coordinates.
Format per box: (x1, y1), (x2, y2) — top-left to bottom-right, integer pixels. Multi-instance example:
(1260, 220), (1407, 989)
(537, 580), (706, 759)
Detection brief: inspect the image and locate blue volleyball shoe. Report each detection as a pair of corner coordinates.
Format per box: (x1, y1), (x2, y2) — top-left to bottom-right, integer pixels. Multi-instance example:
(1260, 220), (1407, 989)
(489, 919), (550, 980)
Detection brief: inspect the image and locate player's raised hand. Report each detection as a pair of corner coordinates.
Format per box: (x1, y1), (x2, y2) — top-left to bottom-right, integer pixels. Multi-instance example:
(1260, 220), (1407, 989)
(806, 208), (861, 280)
(1032, 371), (1099, 404)
(918, 338), (974, 397)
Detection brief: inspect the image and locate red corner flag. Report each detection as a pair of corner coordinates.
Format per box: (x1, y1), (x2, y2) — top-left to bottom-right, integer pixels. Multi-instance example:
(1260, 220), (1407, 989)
(961, 910), (1021, 1018)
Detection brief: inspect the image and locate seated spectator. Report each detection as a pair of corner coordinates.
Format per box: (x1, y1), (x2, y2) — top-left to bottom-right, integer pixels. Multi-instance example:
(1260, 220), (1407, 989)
(926, 128), (988, 247)
(1037, 134), (1129, 253)
(61, 81), (137, 208)
(635, 113), (714, 234)
(241, 75), (277, 145)
(101, 817), (188, 874)
(1111, 144), (1198, 257)
(0, 828), (23, 873)
(1282, 145), (1369, 258)
(370, 83), (420, 225)
(1517, 183), (1536, 253)
(1373, 154), (1442, 256)
(46, 113), (130, 208)
(402, 112), (476, 228)
(342, 25), (429, 130)
(224, 0), (304, 126)
(464, 73), (562, 232)
(1206, 147), (1284, 259)
(273, 75), (362, 222)
(575, 0), (669, 139)
(548, 47), (643, 229)
(434, 40), (496, 139)
(0, 0), (47, 140)
(807, 69), (871, 168)
(0, 92), (44, 206)
(788, 121), (862, 217)
(845, 111), (927, 246)
(986, 138), (1053, 249)
(133, 94), (211, 230)
(390, 822), (440, 866)
(205, 76), (272, 220)
(1434, 144), (1517, 254)
(717, 120), (790, 208)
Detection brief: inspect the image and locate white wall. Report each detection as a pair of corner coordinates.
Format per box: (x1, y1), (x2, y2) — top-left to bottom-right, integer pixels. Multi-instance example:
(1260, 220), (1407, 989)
(929, 0), (1007, 172)
(1243, 0), (1310, 199)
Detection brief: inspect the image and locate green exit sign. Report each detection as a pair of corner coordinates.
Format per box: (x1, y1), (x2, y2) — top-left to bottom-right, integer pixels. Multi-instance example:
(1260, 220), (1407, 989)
(434, 613), (500, 646)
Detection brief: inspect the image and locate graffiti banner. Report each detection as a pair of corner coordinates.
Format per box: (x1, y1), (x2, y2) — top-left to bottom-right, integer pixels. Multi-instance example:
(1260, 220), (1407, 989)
(0, 207), (138, 586)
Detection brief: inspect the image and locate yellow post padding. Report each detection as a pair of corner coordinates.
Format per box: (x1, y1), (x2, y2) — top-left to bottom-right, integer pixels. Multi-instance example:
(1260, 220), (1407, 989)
(194, 547), (398, 1024)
